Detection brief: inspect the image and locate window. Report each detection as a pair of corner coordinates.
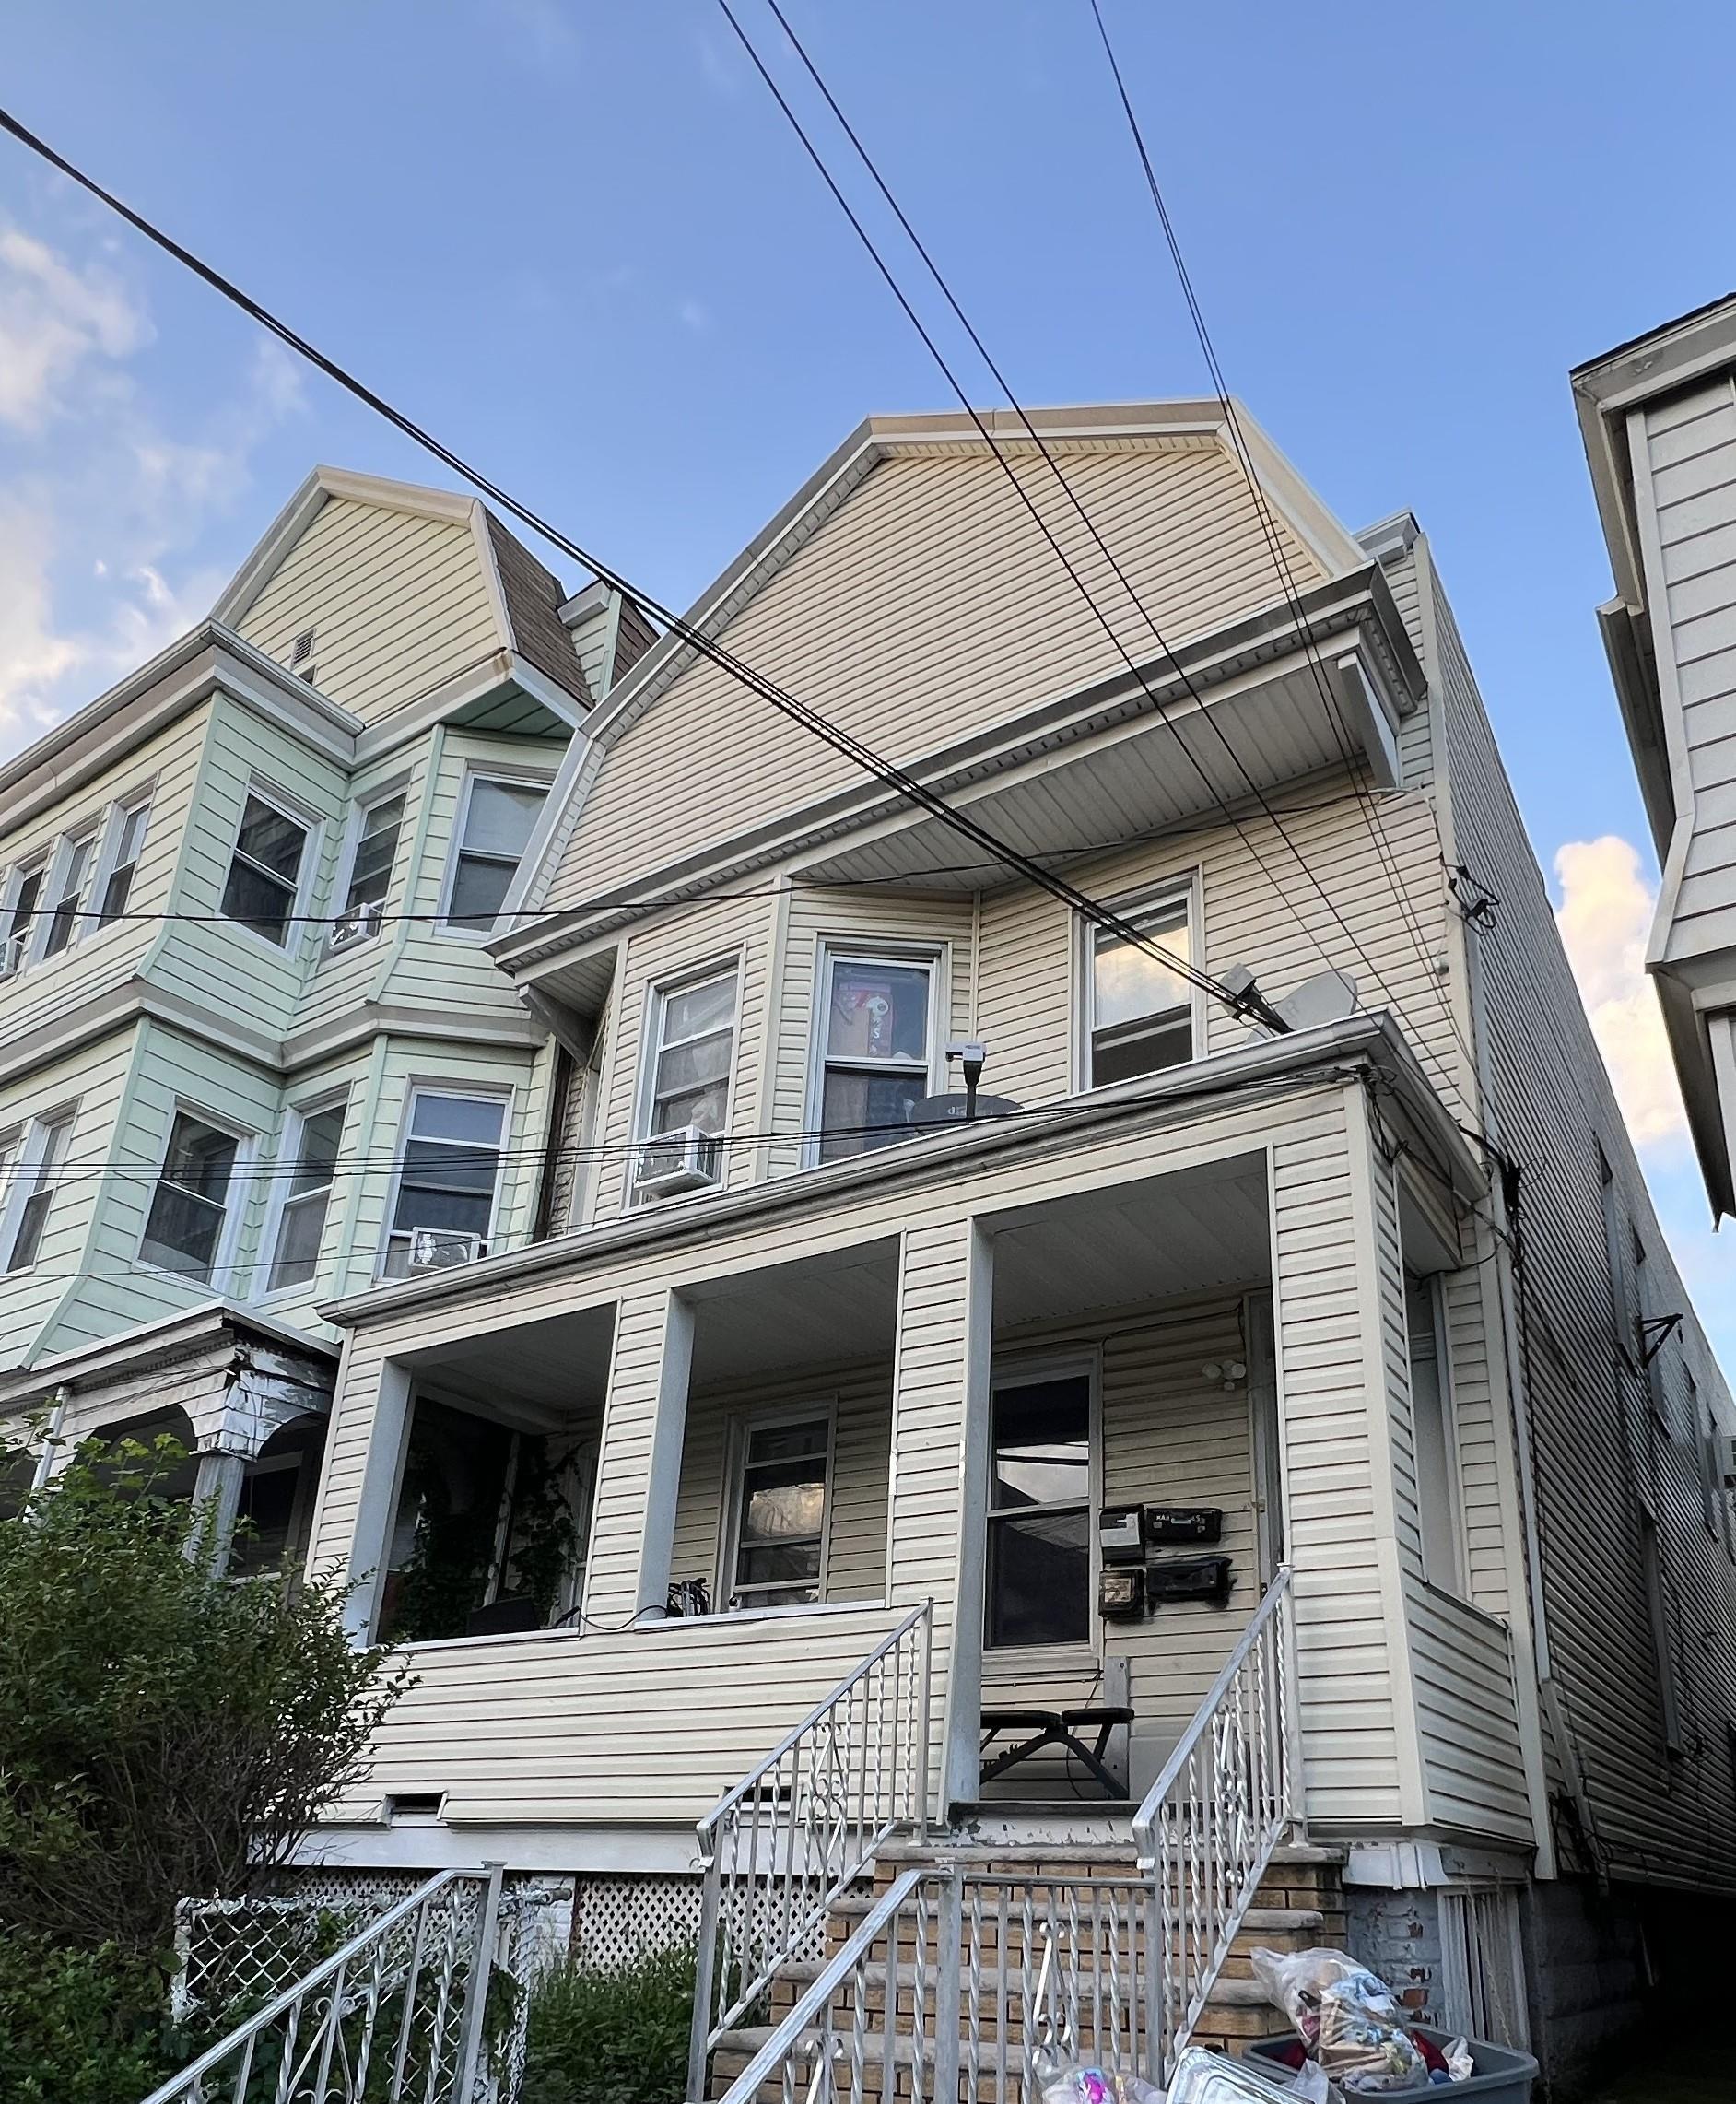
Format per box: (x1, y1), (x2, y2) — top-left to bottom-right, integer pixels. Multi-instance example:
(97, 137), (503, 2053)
(813, 948), (935, 1161)
(1407, 1271), (1462, 1592)
(265, 1099), (346, 1293)
(2, 1114), (73, 1273)
(986, 1368), (1094, 1649)
(140, 1112), (245, 1282)
(336, 793), (405, 930)
(1085, 890), (1195, 1087)
(2, 858), (45, 971)
(381, 1091), (505, 1277)
(96, 803), (150, 928)
(41, 830), (98, 958)
(726, 1413), (833, 1609)
(444, 775), (548, 932)
(221, 791), (312, 946)
(1640, 1510), (1683, 1756)
(644, 969), (737, 1141)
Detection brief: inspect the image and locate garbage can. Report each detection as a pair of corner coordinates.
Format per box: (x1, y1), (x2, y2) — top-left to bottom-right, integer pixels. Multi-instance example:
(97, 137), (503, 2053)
(1244, 2027), (1537, 2104)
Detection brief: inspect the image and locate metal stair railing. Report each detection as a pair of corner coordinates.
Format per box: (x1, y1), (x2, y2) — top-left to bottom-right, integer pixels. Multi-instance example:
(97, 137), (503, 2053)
(1132, 1564), (1300, 2084)
(688, 1600), (933, 2099)
(138, 1865), (507, 2104)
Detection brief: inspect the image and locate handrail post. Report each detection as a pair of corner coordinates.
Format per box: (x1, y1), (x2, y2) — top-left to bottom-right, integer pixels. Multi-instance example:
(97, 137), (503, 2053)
(933, 1865), (963, 2104)
(455, 1862), (505, 2104)
(687, 1844), (723, 2102)
(915, 1604), (933, 1840)
(1278, 1578), (1307, 1840)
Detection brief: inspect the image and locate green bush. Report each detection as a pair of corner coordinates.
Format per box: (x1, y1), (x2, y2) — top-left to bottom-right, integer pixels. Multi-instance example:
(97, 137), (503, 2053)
(522, 1943), (697, 2104)
(0, 1934), (177, 2104)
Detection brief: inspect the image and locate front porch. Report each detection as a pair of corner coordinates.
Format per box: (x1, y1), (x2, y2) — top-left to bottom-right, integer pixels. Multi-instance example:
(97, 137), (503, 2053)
(310, 1045), (1534, 1867)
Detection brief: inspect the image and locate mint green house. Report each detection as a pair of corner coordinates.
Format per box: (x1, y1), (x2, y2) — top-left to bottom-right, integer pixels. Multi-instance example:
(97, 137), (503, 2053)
(0, 465), (647, 1560)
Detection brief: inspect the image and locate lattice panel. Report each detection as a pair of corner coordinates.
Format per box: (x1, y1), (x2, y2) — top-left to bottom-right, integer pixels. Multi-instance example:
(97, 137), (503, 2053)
(569, 1873), (703, 1966)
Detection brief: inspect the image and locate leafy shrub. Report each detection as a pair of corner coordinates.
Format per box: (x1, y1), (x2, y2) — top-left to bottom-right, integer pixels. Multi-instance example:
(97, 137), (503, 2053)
(0, 1432), (405, 1959)
(0, 1934), (177, 2104)
(521, 1943), (697, 2104)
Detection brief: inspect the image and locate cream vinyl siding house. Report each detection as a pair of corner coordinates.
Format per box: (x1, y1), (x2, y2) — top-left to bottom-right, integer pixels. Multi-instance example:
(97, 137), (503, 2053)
(275, 402), (1732, 2086)
(0, 464), (624, 1579)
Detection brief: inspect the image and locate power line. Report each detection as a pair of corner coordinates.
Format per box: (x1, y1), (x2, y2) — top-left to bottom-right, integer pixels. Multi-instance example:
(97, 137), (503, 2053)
(719, 0), (1468, 1107)
(0, 103), (1283, 1040)
(1080, 0), (1482, 1098)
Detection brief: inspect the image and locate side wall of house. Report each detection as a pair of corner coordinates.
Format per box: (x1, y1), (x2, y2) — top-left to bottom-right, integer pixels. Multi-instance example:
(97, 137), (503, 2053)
(1422, 533), (1736, 1891)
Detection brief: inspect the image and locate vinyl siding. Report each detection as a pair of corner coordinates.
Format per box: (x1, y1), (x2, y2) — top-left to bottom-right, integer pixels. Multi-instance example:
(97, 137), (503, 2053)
(1425, 533), (1736, 1888)
(1402, 1573), (1530, 1840)
(309, 1077), (1440, 1832)
(235, 497), (503, 726)
(540, 440), (1329, 909)
(1631, 379), (1736, 958)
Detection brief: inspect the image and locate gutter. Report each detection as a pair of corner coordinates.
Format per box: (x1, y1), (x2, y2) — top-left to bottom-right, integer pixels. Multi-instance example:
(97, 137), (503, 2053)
(318, 1010), (1480, 1332)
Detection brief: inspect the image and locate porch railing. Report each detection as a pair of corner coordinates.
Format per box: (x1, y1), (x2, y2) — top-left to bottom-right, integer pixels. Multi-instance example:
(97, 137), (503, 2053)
(688, 1600), (933, 2098)
(1132, 1563), (1299, 2082)
(138, 1866), (507, 2104)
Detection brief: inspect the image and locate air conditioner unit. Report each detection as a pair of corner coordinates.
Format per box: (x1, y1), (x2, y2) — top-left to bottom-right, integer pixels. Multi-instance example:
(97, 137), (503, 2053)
(1722, 1433), (1736, 1490)
(405, 1228), (484, 1274)
(329, 900), (382, 952)
(0, 934), (25, 981)
(634, 1124), (722, 1198)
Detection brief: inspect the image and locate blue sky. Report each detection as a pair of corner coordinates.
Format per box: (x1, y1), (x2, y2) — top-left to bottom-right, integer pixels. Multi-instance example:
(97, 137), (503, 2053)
(2, 1), (1732, 1350)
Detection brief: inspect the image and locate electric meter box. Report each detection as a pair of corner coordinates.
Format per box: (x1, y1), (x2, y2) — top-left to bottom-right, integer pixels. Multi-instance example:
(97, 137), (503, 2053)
(1097, 1566), (1147, 1621)
(1146, 1506), (1223, 1546)
(1148, 1554), (1234, 1607)
(1098, 1505), (1146, 1564)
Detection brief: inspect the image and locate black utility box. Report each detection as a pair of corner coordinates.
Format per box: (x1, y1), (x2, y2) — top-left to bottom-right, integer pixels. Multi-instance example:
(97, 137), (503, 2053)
(1145, 1505), (1223, 1545)
(1146, 1554), (1233, 1606)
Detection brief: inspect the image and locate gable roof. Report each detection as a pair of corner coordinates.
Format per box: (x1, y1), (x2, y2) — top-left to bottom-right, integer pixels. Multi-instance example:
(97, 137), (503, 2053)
(213, 464), (590, 707)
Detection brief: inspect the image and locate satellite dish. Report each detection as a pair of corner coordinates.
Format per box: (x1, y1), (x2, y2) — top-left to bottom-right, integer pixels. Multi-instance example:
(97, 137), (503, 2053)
(1273, 970), (1360, 1031)
(909, 1092), (1021, 1132)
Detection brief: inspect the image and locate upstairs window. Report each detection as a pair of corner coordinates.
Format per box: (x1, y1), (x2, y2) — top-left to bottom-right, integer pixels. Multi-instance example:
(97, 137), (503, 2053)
(41, 830), (98, 959)
(1085, 890), (1196, 1087)
(221, 790), (312, 946)
(96, 803), (150, 928)
(646, 969), (736, 1140)
(140, 1111), (245, 1283)
(332, 792), (405, 948)
(2, 1112), (74, 1274)
(813, 947), (935, 1162)
(265, 1099), (346, 1294)
(2, 859), (46, 973)
(381, 1090), (505, 1277)
(444, 776), (548, 933)
(726, 1413), (833, 1610)
(986, 1368), (1095, 1650)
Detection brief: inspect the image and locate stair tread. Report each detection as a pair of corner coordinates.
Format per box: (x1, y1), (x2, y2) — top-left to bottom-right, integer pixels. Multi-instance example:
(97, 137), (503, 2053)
(1239, 1908), (1324, 1931)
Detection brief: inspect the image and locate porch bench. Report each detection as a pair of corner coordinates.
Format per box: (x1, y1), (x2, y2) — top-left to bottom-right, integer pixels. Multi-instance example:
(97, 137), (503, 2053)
(979, 1704), (1135, 1798)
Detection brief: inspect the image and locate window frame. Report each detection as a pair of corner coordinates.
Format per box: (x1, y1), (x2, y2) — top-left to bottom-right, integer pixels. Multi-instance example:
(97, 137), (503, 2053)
(92, 796), (152, 932)
(1405, 1266), (1467, 1595)
(218, 780), (321, 955)
(135, 1103), (255, 1287)
(719, 1399), (838, 1614)
(1, 852), (49, 973)
(629, 957), (743, 1195)
(38, 825), (100, 962)
(259, 1090), (349, 1301)
(329, 781), (410, 942)
(1073, 878), (1203, 1095)
(803, 939), (944, 1168)
(377, 1084), (511, 1279)
(1638, 1504), (1683, 1757)
(983, 1350), (1102, 1660)
(435, 767), (553, 942)
(0, 1107), (76, 1275)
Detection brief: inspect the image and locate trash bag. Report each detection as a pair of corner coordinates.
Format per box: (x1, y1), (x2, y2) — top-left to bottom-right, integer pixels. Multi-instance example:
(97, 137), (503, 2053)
(1034, 2050), (1167, 2104)
(1249, 1948), (1429, 2093)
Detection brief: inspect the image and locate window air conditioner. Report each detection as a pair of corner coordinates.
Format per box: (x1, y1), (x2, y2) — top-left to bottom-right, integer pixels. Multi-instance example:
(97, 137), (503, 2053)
(329, 899), (382, 952)
(1722, 1433), (1736, 1490)
(0, 934), (25, 981)
(405, 1228), (484, 1274)
(634, 1124), (722, 1198)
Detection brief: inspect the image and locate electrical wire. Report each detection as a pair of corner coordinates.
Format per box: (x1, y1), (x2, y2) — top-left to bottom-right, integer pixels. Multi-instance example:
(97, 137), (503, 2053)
(1080, 0), (1484, 1100)
(0, 101), (1283, 1038)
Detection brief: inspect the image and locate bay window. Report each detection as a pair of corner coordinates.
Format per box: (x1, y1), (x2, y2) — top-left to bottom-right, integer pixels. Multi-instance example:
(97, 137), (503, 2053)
(265, 1099), (346, 1293)
(41, 829), (98, 958)
(96, 802), (150, 928)
(812, 947), (936, 1161)
(443, 775), (548, 933)
(2, 1112), (74, 1274)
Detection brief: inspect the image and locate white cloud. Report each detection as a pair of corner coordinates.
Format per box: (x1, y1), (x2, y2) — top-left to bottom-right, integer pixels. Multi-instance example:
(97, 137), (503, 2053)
(1554, 834), (1688, 1150)
(0, 222), (148, 432)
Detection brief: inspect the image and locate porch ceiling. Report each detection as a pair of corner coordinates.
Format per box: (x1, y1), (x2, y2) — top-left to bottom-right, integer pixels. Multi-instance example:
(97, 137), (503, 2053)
(989, 1152), (1270, 1327)
(397, 1301), (617, 1427)
(686, 1239), (901, 1388)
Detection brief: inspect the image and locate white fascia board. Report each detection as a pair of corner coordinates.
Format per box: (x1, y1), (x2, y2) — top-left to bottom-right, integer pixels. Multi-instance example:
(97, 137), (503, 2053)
(213, 464), (481, 627)
(352, 651), (581, 768)
(0, 1299), (335, 1408)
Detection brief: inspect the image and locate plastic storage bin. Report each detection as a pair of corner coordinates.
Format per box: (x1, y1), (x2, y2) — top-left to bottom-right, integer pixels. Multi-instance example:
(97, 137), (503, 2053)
(1244, 2027), (1537, 2104)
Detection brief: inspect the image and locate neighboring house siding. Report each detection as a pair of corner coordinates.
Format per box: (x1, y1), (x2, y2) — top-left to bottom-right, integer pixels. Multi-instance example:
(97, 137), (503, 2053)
(1630, 379), (1736, 960)
(235, 498), (502, 724)
(539, 440), (1331, 910)
(1425, 535), (1736, 1888)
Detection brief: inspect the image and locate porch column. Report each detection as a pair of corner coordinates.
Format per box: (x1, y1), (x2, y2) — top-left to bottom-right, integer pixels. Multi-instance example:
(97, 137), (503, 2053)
(887, 1217), (994, 1817)
(581, 1288), (691, 1628)
(186, 1448), (247, 1572)
(333, 1358), (414, 1643)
